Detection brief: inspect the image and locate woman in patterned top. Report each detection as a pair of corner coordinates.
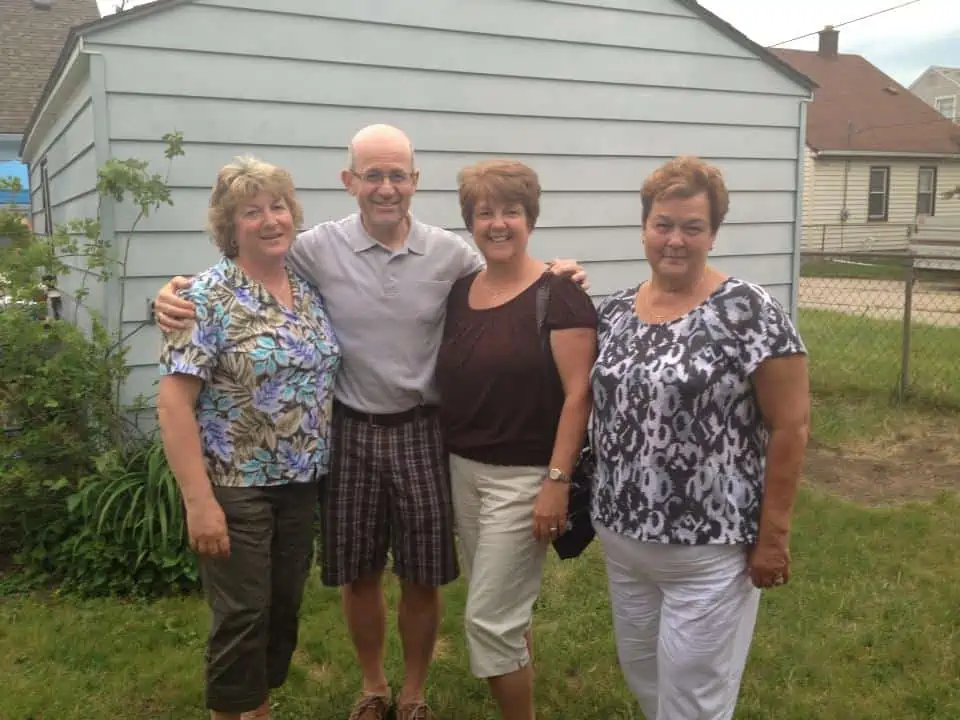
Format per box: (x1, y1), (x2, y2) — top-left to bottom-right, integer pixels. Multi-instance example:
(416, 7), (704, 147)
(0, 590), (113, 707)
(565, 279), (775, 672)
(157, 156), (341, 720)
(590, 156), (809, 719)
(435, 159), (597, 720)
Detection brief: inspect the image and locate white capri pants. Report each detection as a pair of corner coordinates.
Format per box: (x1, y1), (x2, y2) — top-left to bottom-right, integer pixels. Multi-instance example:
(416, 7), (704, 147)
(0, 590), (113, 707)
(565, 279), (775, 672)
(450, 453), (549, 679)
(595, 522), (761, 720)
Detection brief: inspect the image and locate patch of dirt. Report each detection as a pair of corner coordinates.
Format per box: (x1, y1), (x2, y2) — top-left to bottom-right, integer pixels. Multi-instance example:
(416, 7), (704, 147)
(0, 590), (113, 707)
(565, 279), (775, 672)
(804, 418), (960, 505)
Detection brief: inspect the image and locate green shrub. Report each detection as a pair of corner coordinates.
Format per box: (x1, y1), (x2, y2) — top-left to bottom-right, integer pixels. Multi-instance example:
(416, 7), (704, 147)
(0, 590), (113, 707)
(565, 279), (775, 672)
(53, 440), (199, 598)
(0, 306), (120, 555)
(0, 133), (190, 598)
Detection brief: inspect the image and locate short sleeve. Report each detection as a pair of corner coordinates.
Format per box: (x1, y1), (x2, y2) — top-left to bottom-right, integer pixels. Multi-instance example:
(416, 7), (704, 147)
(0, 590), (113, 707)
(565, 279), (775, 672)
(545, 275), (599, 331)
(724, 282), (807, 376)
(287, 226), (330, 288)
(455, 235), (484, 279)
(158, 284), (224, 382)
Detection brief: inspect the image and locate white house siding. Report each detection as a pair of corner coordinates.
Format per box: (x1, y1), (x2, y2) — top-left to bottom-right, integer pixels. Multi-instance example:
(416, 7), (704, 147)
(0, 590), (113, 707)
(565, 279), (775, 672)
(25, 75), (103, 332)
(801, 155), (960, 252)
(42, 0), (809, 408)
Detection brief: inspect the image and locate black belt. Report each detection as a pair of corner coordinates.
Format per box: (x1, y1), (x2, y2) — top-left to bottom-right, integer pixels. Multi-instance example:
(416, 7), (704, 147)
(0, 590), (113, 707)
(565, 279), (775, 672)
(334, 400), (438, 427)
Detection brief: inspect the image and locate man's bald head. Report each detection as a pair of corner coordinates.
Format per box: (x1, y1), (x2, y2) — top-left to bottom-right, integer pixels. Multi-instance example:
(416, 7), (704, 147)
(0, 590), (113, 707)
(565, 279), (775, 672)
(341, 124), (420, 241)
(346, 124), (415, 172)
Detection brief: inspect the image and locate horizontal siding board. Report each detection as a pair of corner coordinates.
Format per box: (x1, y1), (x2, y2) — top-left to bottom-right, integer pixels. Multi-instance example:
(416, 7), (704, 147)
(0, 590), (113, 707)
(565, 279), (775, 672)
(194, 0), (736, 57)
(100, 46), (802, 129)
(937, 163), (960, 218)
(123, 322), (163, 366)
(50, 190), (98, 226)
(122, 223), (796, 278)
(34, 101), (95, 178)
(107, 95), (800, 159)
(581, 253), (793, 296)
(107, 0), (749, 60)
(111, 141), (799, 192)
(90, 5), (804, 95)
(121, 364), (161, 408)
(120, 250), (794, 322)
(114, 187), (796, 236)
(45, 145), (97, 207)
(30, 78), (93, 169)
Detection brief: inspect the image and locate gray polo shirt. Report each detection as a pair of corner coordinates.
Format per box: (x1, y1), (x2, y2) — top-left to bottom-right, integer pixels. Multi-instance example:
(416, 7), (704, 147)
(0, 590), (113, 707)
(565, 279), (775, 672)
(288, 213), (482, 414)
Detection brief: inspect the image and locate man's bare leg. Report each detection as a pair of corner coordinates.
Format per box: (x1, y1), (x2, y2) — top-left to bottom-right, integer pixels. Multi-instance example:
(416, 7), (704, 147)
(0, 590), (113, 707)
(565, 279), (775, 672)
(397, 580), (441, 704)
(342, 572), (390, 696)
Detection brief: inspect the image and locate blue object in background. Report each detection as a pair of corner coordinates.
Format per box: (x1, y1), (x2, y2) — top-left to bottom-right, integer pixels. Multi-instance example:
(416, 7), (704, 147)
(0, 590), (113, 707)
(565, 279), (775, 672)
(0, 161), (30, 206)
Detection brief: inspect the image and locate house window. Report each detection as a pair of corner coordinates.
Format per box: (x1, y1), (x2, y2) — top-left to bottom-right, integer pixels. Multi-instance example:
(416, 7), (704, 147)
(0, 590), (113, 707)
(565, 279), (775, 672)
(916, 166), (937, 216)
(935, 95), (957, 120)
(867, 166), (890, 221)
(39, 159), (53, 235)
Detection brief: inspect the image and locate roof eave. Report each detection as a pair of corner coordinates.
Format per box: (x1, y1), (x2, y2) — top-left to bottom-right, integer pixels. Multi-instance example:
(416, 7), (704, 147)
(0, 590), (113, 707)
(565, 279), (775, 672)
(18, 0), (195, 158)
(812, 149), (960, 160)
(19, 37), (88, 160)
(677, 0), (817, 93)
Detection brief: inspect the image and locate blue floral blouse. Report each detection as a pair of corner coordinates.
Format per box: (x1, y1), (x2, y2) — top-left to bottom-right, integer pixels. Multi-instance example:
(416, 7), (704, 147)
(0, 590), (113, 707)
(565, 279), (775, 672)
(159, 257), (341, 487)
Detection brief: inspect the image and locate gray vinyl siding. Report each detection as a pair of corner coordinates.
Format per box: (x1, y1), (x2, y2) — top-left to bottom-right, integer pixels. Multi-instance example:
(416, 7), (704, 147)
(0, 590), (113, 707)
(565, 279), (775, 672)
(26, 77), (102, 333)
(37, 0), (808, 408)
(909, 70), (960, 119)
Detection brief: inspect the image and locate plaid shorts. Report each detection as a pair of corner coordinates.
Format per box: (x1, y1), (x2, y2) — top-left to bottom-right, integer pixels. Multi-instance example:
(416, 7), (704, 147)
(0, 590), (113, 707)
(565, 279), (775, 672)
(319, 402), (459, 588)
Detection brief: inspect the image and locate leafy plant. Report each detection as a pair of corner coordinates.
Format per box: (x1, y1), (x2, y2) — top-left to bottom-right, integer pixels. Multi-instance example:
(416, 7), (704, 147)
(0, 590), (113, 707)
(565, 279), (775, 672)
(0, 133), (193, 597)
(14, 439), (199, 598)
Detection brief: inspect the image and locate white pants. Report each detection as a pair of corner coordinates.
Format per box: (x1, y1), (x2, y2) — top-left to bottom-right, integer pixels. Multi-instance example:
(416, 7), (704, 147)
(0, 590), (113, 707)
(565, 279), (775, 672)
(450, 453), (548, 678)
(595, 523), (761, 720)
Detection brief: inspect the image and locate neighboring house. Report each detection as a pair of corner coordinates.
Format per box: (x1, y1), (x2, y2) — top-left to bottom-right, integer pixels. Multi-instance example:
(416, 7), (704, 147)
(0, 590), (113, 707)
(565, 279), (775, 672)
(774, 28), (960, 253)
(19, 0), (814, 415)
(0, 0), (101, 194)
(909, 66), (960, 123)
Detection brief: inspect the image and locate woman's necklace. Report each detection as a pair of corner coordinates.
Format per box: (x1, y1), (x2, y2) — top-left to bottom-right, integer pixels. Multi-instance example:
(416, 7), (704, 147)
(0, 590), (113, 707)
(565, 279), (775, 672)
(637, 272), (708, 323)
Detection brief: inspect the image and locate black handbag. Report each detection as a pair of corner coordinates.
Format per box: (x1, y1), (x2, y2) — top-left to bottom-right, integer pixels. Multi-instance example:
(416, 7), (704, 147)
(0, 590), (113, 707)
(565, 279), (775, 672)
(535, 283), (596, 560)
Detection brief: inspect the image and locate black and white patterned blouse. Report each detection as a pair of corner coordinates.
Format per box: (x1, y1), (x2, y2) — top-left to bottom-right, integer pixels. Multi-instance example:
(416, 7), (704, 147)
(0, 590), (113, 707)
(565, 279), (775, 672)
(589, 277), (807, 546)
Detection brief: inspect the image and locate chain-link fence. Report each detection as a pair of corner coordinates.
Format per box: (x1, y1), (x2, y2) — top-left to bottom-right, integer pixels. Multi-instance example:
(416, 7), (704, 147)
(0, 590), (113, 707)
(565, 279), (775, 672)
(798, 250), (960, 409)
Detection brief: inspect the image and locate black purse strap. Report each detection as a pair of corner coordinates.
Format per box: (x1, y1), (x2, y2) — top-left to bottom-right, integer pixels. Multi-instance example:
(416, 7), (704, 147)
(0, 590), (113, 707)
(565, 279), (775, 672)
(535, 282), (552, 358)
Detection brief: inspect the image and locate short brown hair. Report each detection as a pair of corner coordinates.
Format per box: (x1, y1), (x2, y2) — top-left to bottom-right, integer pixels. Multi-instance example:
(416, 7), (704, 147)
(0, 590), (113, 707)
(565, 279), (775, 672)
(207, 155), (304, 258)
(457, 159), (541, 232)
(641, 156), (729, 233)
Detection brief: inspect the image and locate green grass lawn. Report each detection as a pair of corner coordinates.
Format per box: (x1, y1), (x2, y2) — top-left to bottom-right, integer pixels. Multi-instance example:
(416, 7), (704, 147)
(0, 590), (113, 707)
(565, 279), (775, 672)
(798, 308), (960, 416)
(2, 488), (959, 719)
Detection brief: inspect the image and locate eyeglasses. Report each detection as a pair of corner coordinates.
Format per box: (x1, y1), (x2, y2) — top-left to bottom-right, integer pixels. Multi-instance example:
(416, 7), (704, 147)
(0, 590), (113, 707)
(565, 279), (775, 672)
(351, 169), (415, 186)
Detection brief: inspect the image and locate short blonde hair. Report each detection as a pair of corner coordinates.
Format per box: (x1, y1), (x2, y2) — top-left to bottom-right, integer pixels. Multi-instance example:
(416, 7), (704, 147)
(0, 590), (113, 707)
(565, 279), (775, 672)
(641, 156), (729, 233)
(207, 155), (303, 258)
(457, 159), (541, 232)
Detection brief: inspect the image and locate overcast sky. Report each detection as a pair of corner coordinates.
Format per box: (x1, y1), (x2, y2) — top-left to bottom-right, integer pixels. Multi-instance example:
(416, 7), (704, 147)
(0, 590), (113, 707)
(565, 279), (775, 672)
(95, 0), (960, 86)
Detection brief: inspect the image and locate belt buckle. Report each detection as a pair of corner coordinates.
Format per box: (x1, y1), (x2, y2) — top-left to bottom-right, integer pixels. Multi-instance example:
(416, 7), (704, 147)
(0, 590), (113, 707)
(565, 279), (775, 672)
(366, 411), (384, 427)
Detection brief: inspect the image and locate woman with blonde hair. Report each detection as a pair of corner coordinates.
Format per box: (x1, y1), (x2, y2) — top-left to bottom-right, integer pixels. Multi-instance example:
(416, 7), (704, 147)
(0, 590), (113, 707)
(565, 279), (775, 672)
(590, 155), (809, 719)
(435, 159), (597, 720)
(157, 156), (341, 720)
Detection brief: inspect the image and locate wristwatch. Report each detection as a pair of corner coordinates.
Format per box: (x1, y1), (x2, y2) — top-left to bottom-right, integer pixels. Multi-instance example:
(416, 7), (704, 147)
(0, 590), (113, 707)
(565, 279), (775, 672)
(547, 468), (571, 484)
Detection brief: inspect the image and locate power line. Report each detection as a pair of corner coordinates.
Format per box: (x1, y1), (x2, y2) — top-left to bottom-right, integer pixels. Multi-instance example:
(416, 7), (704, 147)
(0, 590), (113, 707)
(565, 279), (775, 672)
(767, 0), (924, 48)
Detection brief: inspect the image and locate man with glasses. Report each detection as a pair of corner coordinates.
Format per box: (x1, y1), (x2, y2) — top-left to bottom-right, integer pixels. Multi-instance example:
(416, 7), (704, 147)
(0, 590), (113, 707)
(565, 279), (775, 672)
(153, 124), (585, 720)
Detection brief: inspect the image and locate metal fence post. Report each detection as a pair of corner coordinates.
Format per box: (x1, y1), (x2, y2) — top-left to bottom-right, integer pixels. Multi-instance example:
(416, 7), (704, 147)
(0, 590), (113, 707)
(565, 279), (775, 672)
(898, 256), (915, 403)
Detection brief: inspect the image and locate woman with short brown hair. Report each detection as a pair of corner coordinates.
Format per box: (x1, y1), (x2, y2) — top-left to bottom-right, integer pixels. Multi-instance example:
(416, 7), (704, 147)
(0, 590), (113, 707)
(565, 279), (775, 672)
(436, 159), (597, 720)
(591, 155), (809, 719)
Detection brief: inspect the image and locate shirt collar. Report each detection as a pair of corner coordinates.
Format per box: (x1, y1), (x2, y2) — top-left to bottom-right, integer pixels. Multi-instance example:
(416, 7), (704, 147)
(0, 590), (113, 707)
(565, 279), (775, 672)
(347, 212), (425, 256)
(218, 256), (301, 309)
